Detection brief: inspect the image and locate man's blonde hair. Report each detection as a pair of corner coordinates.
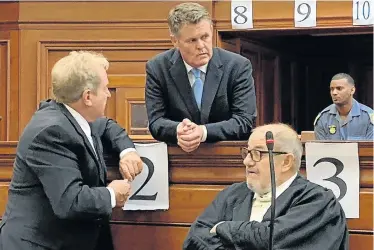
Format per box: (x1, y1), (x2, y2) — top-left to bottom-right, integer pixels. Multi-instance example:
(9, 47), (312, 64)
(167, 2), (211, 36)
(251, 123), (303, 171)
(51, 51), (109, 104)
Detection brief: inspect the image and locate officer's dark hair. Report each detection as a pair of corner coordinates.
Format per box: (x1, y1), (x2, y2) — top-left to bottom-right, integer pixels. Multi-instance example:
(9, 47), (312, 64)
(331, 73), (355, 86)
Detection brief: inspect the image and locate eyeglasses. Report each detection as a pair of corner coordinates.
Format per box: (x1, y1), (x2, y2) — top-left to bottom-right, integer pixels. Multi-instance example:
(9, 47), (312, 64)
(240, 147), (288, 162)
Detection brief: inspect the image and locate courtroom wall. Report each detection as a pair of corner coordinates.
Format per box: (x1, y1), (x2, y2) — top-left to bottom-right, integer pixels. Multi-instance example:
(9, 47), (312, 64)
(0, 1), (372, 140)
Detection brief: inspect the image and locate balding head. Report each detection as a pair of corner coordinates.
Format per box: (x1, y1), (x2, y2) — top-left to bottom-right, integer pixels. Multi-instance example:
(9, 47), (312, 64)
(251, 123), (302, 171)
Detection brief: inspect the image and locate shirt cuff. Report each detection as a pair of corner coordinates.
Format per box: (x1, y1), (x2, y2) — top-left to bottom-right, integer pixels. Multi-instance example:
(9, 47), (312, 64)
(201, 125), (207, 142)
(119, 148), (137, 159)
(106, 187), (116, 208)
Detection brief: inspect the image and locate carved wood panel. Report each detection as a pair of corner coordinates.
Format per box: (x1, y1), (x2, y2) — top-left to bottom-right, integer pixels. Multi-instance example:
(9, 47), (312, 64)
(0, 41), (9, 141)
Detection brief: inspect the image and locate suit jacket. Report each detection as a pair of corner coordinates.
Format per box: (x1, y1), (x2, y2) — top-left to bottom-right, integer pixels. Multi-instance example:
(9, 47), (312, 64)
(145, 47), (257, 143)
(0, 100), (134, 250)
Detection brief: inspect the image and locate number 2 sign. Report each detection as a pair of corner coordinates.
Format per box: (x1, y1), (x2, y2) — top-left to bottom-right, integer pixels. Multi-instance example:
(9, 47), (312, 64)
(123, 142), (169, 211)
(305, 142), (360, 218)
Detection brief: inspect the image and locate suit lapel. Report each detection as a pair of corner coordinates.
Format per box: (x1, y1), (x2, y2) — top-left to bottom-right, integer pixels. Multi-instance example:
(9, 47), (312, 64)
(169, 49), (201, 123)
(201, 48), (223, 124)
(54, 102), (101, 168)
(233, 191), (254, 221)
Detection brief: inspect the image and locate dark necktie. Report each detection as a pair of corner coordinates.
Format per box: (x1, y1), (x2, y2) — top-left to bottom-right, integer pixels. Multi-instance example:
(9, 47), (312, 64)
(89, 124), (107, 185)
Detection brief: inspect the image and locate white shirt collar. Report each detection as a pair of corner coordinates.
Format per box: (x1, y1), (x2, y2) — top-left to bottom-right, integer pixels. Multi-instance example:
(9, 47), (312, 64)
(253, 173), (298, 200)
(183, 60), (208, 74)
(63, 104), (92, 139)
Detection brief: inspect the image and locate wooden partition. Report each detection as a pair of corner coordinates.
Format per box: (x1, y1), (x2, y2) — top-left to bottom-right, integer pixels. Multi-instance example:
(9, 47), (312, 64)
(0, 141), (373, 249)
(0, 1), (372, 140)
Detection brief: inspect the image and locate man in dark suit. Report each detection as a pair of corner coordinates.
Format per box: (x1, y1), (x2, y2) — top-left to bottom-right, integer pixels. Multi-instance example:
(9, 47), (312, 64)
(0, 51), (143, 250)
(145, 2), (257, 152)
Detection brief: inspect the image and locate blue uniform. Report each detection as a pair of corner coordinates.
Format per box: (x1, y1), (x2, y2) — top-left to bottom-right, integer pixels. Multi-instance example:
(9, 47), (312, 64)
(314, 99), (373, 140)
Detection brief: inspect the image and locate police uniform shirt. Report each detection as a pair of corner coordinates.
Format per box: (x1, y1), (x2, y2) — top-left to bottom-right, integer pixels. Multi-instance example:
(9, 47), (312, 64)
(314, 99), (374, 140)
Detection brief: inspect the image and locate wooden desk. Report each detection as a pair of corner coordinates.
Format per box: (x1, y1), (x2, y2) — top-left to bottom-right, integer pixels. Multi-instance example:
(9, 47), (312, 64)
(0, 141), (373, 249)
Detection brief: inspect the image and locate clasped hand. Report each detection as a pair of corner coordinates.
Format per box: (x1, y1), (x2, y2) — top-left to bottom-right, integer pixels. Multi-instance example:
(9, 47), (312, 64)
(177, 118), (204, 152)
(119, 151), (143, 182)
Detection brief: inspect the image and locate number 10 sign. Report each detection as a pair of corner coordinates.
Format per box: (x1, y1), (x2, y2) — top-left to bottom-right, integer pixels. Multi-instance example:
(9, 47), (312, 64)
(305, 142), (360, 218)
(123, 142), (169, 211)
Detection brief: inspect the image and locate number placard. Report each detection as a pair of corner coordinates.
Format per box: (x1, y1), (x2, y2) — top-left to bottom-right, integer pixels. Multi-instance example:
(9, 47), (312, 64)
(353, 0), (374, 25)
(294, 0), (317, 27)
(123, 142), (169, 210)
(305, 142), (359, 218)
(231, 0), (253, 29)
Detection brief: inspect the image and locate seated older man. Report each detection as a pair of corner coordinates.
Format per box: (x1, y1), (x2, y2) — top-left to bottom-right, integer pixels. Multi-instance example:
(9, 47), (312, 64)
(183, 123), (349, 250)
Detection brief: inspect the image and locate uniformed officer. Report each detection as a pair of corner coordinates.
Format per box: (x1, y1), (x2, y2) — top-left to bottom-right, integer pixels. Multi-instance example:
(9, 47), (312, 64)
(314, 73), (373, 140)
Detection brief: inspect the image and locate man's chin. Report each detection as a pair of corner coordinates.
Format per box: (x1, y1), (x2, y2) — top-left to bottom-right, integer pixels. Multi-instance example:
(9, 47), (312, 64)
(247, 182), (266, 195)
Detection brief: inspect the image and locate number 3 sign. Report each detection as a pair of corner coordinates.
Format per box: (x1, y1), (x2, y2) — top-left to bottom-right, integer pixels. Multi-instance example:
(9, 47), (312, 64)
(123, 142), (169, 211)
(305, 142), (360, 218)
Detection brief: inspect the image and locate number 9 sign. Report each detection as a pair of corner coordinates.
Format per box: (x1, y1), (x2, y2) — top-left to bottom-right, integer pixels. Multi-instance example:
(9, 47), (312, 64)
(294, 0), (316, 27)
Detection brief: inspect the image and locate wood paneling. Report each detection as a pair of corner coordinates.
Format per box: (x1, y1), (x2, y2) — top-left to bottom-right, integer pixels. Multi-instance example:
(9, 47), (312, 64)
(0, 2), (373, 249)
(111, 224), (189, 250)
(0, 41), (9, 141)
(1, 0), (372, 139)
(0, 141), (372, 250)
(349, 233), (374, 250)
(111, 225), (371, 250)
(0, 29), (19, 141)
(214, 1), (356, 29)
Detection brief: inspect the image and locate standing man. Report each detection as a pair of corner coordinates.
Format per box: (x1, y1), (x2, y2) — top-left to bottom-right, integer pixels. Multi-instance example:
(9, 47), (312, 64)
(314, 73), (373, 140)
(145, 2), (257, 152)
(0, 51), (143, 250)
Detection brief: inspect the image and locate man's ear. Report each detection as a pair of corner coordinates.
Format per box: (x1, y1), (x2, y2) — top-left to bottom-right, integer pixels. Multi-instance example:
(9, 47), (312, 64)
(351, 86), (356, 96)
(82, 89), (93, 107)
(170, 34), (178, 48)
(281, 154), (294, 173)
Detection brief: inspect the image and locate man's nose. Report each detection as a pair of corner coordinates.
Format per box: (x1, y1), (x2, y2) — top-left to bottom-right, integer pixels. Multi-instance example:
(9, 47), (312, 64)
(243, 156), (255, 167)
(196, 39), (204, 49)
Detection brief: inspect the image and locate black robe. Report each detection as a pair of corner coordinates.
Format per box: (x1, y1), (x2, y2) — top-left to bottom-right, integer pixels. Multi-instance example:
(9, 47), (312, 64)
(183, 175), (349, 250)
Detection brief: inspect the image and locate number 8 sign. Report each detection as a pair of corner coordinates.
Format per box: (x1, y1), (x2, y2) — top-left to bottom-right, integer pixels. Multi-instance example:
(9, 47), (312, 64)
(123, 142), (169, 211)
(305, 142), (360, 218)
(231, 0), (253, 29)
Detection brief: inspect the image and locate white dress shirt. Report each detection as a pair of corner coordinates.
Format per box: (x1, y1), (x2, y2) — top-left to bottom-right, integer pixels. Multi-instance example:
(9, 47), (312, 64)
(64, 104), (136, 208)
(181, 61), (209, 142)
(249, 173), (298, 222)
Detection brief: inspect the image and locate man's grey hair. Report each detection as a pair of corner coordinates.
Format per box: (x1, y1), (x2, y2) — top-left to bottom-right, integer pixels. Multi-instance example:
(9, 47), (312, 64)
(331, 73), (355, 86)
(51, 51), (109, 104)
(167, 2), (211, 36)
(252, 123), (303, 171)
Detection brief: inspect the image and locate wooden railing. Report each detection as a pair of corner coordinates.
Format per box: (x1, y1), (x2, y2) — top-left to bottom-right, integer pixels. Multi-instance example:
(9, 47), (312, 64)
(0, 141), (373, 249)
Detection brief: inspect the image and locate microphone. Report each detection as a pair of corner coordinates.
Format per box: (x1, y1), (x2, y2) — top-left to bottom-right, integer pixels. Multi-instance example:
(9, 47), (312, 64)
(265, 131), (276, 250)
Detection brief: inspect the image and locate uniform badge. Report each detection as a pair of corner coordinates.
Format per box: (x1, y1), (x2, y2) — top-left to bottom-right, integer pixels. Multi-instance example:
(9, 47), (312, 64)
(328, 125), (336, 134)
(370, 113), (374, 125)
